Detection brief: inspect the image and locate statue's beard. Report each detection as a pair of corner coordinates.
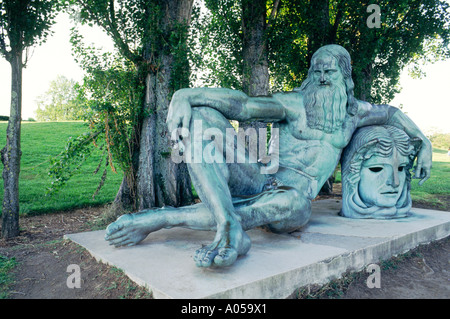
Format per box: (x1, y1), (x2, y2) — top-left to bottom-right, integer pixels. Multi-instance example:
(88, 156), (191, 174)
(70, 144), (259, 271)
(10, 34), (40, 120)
(303, 80), (348, 134)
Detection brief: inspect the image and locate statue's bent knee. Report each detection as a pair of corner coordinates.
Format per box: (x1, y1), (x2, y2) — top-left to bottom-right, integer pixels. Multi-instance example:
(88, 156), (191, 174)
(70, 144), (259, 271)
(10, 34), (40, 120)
(267, 188), (311, 233)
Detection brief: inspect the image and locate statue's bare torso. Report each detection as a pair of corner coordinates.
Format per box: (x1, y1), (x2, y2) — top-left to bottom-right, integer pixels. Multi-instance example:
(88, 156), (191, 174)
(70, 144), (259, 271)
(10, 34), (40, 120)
(269, 91), (359, 197)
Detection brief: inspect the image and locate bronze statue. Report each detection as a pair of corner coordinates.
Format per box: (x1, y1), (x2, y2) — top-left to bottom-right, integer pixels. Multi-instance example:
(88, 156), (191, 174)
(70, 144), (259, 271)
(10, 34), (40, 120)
(105, 45), (432, 268)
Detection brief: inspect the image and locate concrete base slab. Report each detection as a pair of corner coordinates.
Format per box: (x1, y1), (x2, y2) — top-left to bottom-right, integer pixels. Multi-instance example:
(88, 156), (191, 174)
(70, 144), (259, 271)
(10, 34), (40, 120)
(64, 199), (450, 299)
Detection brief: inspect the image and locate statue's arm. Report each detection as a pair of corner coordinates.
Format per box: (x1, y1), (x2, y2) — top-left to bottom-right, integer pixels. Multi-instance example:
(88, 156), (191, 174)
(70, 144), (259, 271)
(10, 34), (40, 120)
(166, 87), (286, 133)
(357, 102), (432, 185)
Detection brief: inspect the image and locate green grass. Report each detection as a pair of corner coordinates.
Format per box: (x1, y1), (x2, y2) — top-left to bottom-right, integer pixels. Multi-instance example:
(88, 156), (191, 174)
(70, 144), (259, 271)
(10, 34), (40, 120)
(410, 147), (450, 210)
(0, 121), (123, 215)
(0, 255), (18, 299)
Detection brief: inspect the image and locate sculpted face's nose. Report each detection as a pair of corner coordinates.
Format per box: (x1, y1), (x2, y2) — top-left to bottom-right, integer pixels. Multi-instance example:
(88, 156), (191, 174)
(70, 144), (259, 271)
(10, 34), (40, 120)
(319, 72), (326, 84)
(386, 167), (400, 188)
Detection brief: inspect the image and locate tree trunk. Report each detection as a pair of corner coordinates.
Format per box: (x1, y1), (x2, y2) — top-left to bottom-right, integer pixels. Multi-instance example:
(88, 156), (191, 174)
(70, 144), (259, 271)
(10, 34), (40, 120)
(307, 0), (330, 66)
(1, 50), (22, 238)
(137, 0), (194, 210)
(240, 0), (270, 151)
(111, 117), (140, 213)
(359, 64), (373, 102)
(242, 0), (270, 97)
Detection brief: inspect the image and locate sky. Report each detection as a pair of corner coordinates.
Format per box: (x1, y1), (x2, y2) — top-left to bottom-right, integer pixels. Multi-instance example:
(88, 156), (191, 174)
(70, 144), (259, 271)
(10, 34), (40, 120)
(0, 11), (449, 135)
(0, 13), (114, 120)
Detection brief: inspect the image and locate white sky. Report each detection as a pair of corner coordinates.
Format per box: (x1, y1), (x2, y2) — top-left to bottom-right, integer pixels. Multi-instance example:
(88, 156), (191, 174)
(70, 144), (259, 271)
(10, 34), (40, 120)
(0, 13), (114, 119)
(0, 11), (449, 135)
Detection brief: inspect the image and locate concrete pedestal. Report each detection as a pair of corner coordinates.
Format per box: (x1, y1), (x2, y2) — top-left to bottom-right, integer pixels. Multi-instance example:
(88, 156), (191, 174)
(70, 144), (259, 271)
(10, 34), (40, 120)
(65, 199), (450, 299)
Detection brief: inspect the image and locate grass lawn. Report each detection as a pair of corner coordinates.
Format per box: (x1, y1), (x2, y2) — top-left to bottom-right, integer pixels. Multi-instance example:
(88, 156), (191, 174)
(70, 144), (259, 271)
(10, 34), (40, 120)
(0, 121), (124, 215)
(0, 254), (17, 298)
(410, 147), (450, 210)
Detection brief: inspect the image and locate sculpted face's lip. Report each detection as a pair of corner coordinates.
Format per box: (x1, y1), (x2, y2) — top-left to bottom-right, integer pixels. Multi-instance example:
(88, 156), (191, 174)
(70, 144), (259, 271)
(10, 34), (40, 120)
(380, 191), (399, 195)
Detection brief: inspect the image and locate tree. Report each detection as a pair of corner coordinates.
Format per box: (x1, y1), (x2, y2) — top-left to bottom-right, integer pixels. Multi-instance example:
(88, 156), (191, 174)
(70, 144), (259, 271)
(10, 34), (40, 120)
(269, 0), (450, 103)
(0, 0), (58, 238)
(197, 0), (280, 148)
(65, 0), (195, 212)
(35, 75), (83, 121)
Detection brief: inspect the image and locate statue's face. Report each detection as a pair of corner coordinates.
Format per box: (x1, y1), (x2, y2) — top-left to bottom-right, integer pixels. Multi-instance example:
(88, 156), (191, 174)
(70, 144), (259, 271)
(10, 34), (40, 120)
(311, 54), (344, 87)
(358, 148), (409, 208)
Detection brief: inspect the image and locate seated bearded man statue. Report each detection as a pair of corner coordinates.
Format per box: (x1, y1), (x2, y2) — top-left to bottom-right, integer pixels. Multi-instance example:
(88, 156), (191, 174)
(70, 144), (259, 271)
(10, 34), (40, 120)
(104, 44), (432, 268)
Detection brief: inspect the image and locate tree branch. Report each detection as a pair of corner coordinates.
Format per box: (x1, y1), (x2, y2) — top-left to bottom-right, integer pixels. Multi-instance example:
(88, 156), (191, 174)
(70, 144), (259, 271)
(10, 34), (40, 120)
(0, 34), (11, 61)
(330, 0), (344, 42)
(106, 0), (142, 65)
(75, 0), (142, 66)
(267, 0), (281, 30)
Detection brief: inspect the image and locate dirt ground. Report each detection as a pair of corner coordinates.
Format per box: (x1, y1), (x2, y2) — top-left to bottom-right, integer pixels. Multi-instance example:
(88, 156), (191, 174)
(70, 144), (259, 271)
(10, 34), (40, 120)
(0, 189), (449, 300)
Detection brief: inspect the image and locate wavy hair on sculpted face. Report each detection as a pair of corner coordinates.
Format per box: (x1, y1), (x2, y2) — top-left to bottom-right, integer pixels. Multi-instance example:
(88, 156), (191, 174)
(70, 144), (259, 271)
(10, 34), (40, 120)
(340, 125), (422, 219)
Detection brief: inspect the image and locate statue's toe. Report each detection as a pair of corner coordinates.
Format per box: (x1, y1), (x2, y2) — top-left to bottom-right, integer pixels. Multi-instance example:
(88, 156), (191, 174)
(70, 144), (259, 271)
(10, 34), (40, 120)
(213, 247), (238, 267)
(194, 247), (217, 267)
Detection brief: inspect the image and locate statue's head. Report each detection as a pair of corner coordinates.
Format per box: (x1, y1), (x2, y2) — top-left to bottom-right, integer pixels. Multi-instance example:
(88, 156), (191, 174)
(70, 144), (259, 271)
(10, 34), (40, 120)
(340, 125), (422, 219)
(297, 45), (358, 133)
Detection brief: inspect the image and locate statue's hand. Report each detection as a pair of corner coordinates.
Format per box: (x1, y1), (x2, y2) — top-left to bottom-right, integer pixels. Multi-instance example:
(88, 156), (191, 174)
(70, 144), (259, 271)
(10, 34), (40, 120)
(414, 140), (432, 186)
(166, 90), (192, 142)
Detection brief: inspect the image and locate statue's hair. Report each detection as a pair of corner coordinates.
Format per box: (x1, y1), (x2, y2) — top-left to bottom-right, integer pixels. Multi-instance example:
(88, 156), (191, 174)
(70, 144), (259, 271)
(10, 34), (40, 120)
(295, 44), (358, 116)
(340, 125), (422, 219)
(341, 125), (418, 178)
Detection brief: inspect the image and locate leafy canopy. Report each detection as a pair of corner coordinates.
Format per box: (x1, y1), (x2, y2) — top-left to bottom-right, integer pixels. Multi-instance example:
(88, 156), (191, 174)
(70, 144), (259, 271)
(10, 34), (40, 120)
(0, 0), (59, 61)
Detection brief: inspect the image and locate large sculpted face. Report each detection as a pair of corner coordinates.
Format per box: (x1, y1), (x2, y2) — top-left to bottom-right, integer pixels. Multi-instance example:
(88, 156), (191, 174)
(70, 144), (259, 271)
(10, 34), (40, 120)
(358, 148), (409, 208)
(340, 125), (419, 219)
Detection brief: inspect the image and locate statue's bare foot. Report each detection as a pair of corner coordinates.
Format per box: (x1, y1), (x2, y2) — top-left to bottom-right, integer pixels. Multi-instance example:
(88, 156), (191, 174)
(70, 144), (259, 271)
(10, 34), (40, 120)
(104, 210), (165, 247)
(194, 220), (251, 267)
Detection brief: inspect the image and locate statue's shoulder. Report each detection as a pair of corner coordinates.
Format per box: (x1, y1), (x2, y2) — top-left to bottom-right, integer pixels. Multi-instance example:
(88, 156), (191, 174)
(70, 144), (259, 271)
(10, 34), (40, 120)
(355, 99), (373, 118)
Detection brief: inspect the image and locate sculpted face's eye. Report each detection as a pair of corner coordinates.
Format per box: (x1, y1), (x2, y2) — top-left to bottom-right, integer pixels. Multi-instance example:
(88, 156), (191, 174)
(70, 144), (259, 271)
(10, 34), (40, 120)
(369, 167), (383, 173)
(398, 166), (405, 172)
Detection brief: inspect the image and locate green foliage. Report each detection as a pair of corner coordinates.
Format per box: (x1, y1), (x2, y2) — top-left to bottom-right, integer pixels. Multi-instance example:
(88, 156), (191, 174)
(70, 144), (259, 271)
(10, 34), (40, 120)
(48, 36), (144, 197)
(66, 0), (143, 64)
(194, 0), (450, 104)
(342, 0), (450, 103)
(193, 0), (244, 89)
(410, 147), (450, 210)
(0, 122), (123, 215)
(0, 0), (60, 62)
(45, 7), (147, 203)
(428, 132), (450, 150)
(0, 254), (17, 299)
(47, 131), (98, 194)
(35, 75), (84, 121)
(55, 0), (195, 208)
(68, 0), (193, 92)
